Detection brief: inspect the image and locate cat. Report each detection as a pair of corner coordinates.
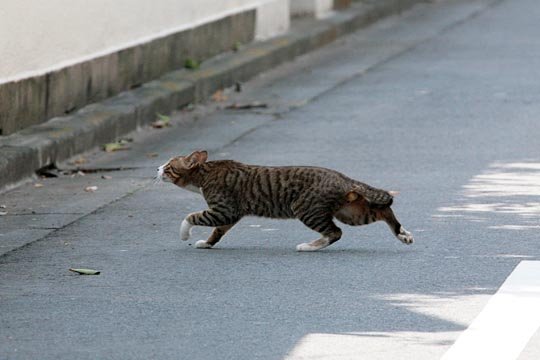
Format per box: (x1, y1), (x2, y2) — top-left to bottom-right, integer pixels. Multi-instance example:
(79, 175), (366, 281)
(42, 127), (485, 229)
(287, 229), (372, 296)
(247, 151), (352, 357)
(157, 150), (413, 251)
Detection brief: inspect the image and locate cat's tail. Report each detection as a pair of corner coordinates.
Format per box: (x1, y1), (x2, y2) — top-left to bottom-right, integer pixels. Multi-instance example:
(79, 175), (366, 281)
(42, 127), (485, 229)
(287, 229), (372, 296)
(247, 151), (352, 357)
(347, 183), (394, 208)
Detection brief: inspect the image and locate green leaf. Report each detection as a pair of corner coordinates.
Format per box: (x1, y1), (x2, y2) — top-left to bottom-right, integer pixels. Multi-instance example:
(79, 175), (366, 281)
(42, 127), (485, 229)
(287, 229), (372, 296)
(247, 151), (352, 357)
(156, 113), (170, 123)
(184, 58), (200, 70)
(151, 113), (171, 128)
(103, 142), (130, 152)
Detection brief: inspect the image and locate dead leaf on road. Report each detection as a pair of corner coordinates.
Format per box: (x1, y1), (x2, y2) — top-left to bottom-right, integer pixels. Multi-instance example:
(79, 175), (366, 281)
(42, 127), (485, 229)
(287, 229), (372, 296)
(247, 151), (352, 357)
(225, 102), (268, 110)
(72, 157), (87, 165)
(69, 268), (100, 275)
(37, 169), (58, 178)
(84, 186), (98, 192)
(103, 142), (130, 152)
(211, 89), (227, 102)
(182, 103), (195, 112)
(151, 113), (171, 128)
(235, 82), (242, 92)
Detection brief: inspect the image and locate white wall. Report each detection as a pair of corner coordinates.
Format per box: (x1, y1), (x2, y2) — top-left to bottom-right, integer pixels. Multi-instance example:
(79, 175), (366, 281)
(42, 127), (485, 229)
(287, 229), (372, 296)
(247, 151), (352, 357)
(256, 0), (290, 40)
(0, 0), (289, 84)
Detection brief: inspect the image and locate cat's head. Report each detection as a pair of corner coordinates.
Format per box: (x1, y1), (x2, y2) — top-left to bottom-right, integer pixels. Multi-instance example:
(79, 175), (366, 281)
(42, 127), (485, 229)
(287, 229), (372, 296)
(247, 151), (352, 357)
(157, 150), (208, 186)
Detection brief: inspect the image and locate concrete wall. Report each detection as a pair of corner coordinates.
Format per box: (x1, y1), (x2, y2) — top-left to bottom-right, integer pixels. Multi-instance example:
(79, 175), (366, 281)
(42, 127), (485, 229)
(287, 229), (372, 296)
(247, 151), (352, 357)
(0, 0), (289, 135)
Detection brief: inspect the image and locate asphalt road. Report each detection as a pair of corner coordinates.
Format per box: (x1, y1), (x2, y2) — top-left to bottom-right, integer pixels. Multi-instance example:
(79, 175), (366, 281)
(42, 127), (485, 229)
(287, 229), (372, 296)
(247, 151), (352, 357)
(2, 0), (540, 358)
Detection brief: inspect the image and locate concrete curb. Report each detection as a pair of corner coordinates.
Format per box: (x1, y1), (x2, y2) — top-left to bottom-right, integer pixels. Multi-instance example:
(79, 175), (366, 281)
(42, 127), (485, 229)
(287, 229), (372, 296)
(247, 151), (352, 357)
(0, 0), (424, 192)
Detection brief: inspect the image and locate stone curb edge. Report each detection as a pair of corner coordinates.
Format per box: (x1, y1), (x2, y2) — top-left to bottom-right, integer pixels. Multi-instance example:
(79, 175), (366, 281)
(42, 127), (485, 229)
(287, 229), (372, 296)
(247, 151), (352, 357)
(0, 0), (424, 192)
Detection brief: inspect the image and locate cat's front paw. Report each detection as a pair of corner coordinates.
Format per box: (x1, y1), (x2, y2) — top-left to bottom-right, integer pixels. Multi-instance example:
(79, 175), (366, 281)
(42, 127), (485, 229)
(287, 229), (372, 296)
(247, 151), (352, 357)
(296, 243), (321, 252)
(194, 240), (213, 249)
(180, 219), (193, 241)
(397, 227), (414, 245)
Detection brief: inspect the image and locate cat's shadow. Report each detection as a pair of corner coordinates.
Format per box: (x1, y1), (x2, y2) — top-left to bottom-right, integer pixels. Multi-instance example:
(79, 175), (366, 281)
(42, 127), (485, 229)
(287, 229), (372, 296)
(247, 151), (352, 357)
(186, 246), (415, 258)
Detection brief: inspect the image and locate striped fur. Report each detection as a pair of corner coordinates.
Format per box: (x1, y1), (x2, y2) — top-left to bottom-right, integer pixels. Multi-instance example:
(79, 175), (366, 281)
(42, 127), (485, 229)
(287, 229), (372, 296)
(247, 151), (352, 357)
(158, 151), (413, 251)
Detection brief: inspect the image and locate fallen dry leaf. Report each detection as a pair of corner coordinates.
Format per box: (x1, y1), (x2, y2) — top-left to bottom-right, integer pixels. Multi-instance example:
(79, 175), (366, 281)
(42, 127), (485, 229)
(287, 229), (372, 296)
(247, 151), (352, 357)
(151, 120), (169, 129)
(103, 142), (130, 152)
(182, 103), (195, 112)
(84, 186), (98, 192)
(235, 82), (242, 92)
(151, 113), (171, 129)
(151, 121), (168, 128)
(73, 157), (87, 165)
(225, 102), (268, 110)
(211, 89), (227, 102)
(69, 268), (100, 275)
(38, 169), (58, 178)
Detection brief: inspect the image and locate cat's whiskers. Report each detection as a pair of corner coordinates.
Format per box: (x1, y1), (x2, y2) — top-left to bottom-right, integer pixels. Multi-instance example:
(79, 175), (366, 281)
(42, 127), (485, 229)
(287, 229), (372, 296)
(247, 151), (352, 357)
(151, 174), (163, 186)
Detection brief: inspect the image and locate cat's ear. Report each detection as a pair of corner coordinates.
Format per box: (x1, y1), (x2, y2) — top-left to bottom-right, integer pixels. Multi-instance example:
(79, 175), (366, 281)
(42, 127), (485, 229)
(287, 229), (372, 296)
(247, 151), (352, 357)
(185, 150), (208, 168)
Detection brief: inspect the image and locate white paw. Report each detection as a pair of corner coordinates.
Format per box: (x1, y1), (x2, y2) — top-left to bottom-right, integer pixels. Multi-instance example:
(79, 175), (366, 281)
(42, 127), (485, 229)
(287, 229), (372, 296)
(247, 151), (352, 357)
(194, 240), (213, 249)
(180, 219), (193, 241)
(296, 243), (322, 252)
(397, 227), (414, 244)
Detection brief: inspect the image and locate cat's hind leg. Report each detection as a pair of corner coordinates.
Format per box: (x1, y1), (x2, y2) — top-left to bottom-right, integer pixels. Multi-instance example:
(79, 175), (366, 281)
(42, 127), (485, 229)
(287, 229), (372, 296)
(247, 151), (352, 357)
(296, 212), (342, 252)
(194, 223), (236, 249)
(335, 198), (413, 245)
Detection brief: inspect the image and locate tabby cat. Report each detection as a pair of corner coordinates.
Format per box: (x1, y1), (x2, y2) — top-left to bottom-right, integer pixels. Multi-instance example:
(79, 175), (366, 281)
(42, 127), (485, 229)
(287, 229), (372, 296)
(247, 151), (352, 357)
(157, 150), (413, 251)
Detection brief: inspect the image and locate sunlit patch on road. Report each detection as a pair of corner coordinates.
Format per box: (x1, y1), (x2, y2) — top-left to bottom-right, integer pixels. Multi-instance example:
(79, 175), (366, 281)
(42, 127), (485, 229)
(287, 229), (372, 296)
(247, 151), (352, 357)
(435, 161), (540, 229)
(284, 294), (489, 360)
(462, 162), (540, 198)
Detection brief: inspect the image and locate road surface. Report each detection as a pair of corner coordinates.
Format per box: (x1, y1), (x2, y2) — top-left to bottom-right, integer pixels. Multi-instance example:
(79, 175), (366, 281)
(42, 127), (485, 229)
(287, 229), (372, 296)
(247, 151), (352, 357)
(2, 0), (540, 358)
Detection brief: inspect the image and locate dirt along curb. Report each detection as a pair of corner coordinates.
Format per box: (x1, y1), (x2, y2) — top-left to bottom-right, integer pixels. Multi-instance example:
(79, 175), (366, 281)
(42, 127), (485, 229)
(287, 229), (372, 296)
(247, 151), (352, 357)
(0, 0), (423, 192)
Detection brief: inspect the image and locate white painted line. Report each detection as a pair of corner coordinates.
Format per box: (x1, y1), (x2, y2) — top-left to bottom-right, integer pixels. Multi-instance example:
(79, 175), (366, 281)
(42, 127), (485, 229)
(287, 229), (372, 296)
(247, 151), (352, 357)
(441, 261), (540, 360)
